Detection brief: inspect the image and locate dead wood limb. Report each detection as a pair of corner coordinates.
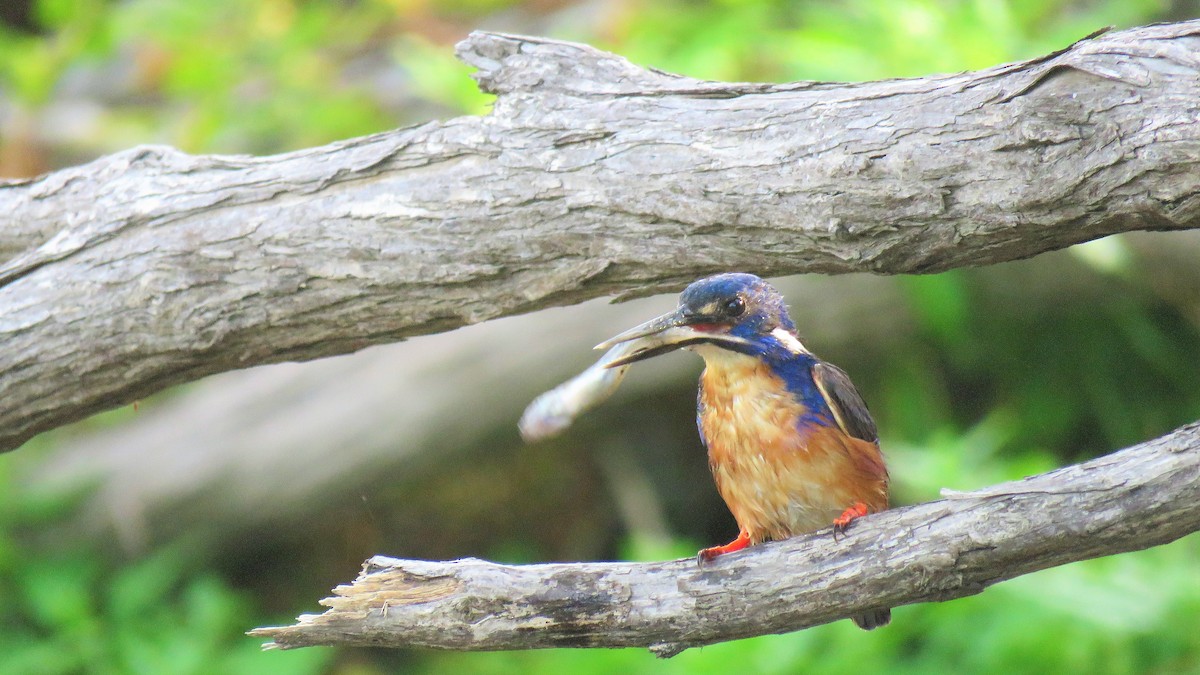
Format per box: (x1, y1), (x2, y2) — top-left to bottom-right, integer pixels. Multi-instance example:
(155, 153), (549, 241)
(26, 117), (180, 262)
(249, 420), (1200, 654)
(2, 22), (1199, 452)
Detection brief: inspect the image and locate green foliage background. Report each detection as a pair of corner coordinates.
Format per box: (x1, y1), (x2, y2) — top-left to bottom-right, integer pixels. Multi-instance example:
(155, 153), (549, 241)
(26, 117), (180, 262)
(2, 1), (1198, 674)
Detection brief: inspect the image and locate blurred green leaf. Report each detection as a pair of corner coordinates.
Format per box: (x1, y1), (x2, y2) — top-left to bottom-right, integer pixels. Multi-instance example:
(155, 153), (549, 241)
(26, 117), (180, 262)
(108, 544), (191, 623)
(2, 1), (1196, 674)
(17, 557), (101, 631)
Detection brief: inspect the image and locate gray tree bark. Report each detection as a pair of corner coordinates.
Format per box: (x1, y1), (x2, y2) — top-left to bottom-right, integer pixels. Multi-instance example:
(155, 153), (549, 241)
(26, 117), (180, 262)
(2, 21), (1199, 453)
(248, 420), (1200, 654)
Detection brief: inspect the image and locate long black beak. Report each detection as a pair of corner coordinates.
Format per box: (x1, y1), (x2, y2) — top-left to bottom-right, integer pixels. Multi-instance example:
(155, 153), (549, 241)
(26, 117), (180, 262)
(594, 308), (749, 368)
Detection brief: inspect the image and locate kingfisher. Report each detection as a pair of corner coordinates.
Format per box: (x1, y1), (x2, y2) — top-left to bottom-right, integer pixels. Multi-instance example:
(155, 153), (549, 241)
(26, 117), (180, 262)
(597, 273), (891, 630)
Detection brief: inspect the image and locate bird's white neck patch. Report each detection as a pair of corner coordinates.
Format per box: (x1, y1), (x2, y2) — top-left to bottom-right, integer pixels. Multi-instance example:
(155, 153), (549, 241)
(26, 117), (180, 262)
(771, 328), (808, 354)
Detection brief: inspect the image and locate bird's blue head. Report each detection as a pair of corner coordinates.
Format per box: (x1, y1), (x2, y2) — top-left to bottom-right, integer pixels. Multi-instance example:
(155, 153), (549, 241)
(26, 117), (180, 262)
(678, 273), (796, 338)
(597, 273), (800, 367)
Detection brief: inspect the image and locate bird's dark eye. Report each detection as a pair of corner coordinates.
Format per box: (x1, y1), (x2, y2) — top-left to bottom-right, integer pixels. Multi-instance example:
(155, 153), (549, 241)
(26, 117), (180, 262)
(723, 296), (746, 317)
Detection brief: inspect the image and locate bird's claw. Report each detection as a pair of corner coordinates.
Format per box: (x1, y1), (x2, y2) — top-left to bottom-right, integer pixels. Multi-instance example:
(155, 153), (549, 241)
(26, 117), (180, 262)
(696, 530), (751, 566)
(832, 502), (869, 541)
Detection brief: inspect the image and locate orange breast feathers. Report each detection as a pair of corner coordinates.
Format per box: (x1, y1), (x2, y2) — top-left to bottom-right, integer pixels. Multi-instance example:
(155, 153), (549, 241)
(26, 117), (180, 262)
(697, 354), (888, 544)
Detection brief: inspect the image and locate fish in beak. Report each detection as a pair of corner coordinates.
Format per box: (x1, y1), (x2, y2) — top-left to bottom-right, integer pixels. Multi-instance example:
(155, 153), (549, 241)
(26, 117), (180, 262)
(594, 307), (751, 368)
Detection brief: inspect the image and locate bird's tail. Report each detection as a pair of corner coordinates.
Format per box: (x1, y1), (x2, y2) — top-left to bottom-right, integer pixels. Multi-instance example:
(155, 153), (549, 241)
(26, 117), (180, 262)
(853, 608), (891, 630)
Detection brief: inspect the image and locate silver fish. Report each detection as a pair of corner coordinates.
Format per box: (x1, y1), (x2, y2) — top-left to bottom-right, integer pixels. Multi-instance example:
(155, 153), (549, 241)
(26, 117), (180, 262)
(518, 343), (636, 441)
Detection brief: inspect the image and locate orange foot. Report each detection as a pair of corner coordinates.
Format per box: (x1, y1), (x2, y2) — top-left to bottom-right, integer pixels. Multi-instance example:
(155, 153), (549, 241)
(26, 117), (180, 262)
(697, 529), (750, 565)
(833, 502), (869, 541)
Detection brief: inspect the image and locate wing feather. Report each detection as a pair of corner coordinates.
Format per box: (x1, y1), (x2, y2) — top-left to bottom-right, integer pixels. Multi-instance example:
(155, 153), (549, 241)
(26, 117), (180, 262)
(811, 361), (878, 444)
(812, 361), (889, 496)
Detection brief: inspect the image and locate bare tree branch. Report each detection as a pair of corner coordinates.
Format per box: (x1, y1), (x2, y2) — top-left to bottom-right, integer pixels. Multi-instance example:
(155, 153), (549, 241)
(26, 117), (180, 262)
(248, 420), (1200, 655)
(1, 22), (1199, 453)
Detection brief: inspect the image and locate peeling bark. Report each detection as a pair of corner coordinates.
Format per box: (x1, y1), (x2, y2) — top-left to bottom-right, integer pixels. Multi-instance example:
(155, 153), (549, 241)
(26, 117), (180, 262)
(2, 22), (1199, 452)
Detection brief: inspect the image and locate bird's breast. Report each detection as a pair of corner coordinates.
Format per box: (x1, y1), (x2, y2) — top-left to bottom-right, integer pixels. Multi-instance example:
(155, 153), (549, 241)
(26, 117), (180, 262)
(697, 352), (880, 542)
